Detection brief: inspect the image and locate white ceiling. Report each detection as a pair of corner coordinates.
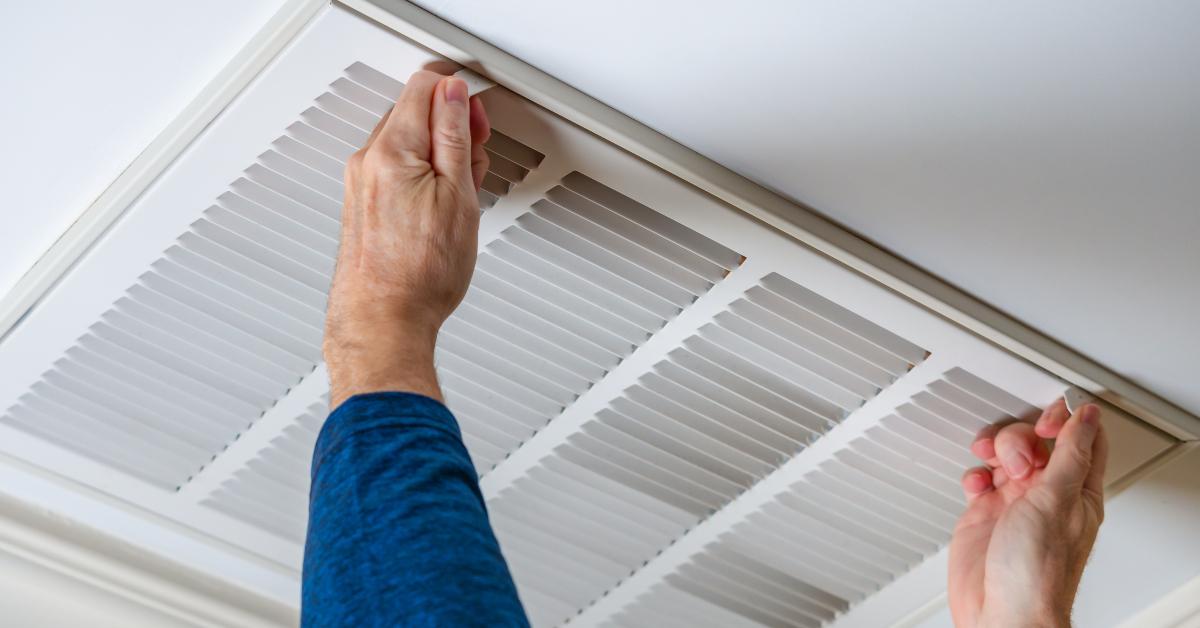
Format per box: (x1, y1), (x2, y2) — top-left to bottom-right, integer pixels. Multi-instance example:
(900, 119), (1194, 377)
(0, 0), (286, 301)
(411, 0), (1200, 419)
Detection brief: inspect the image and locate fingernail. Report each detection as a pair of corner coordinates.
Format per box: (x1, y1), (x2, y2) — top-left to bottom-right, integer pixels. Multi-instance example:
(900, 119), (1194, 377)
(1003, 450), (1031, 479)
(1080, 403), (1101, 427)
(445, 78), (468, 105)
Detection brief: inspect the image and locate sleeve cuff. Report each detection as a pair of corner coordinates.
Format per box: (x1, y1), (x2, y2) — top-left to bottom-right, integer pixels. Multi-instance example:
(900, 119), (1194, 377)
(311, 391), (463, 480)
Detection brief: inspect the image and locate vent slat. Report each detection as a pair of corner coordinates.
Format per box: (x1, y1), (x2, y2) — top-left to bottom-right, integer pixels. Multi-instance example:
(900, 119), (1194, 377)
(485, 131), (544, 169)
(90, 320), (274, 408)
(608, 397), (772, 478)
(8, 404), (180, 488)
(63, 343), (247, 433)
(22, 386), (202, 475)
(685, 335), (842, 429)
(218, 190), (338, 252)
(436, 350), (564, 418)
(596, 408), (756, 487)
(257, 150), (345, 202)
(314, 92), (377, 133)
(299, 107), (367, 150)
(738, 292), (897, 386)
(476, 255), (648, 345)
(488, 238), (664, 332)
(149, 258), (322, 347)
(581, 421), (745, 498)
(500, 226), (679, 319)
(560, 172), (741, 270)
(760, 273), (926, 366)
(188, 217), (332, 292)
(439, 319), (587, 400)
(230, 178), (341, 235)
(532, 200), (712, 296)
(517, 212), (695, 305)
(627, 375), (787, 463)
(544, 186), (728, 283)
(77, 332), (260, 422)
(32, 373), (217, 462)
(272, 135), (346, 181)
(452, 299), (606, 381)
(344, 61), (404, 100)
(52, 348), (238, 451)
(483, 149), (528, 183)
(677, 561), (826, 628)
(166, 242), (326, 321)
(470, 268), (630, 359)
(329, 76), (393, 116)
(139, 271), (319, 362)
(245, 163), (342, 219)
(285, 122), (356, 162)
(125, 283), (312, 371)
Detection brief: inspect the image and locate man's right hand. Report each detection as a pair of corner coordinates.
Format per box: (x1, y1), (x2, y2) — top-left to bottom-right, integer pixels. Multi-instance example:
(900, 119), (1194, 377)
(324, 70), (491, 409)
(948, 398), (1108, 627)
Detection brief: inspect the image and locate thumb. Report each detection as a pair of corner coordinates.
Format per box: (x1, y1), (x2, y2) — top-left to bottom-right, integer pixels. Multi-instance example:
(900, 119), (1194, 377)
(430, 77), (473, 188)
(1042, 403), (1104, 494)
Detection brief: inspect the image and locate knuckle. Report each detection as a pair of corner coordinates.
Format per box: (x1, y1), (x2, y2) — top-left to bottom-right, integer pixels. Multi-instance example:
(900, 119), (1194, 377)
(435, 127), (470, 152)
(360, 146), (397, 173)
(1062, 445), (1091, 469)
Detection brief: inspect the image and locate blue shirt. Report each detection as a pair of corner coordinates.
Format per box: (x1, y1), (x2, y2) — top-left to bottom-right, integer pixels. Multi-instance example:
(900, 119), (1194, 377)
(303, 392), (530, 627)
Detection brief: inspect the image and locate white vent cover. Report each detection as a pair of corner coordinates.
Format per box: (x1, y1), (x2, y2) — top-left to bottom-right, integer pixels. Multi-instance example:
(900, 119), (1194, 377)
(0, 5), (1174, 627)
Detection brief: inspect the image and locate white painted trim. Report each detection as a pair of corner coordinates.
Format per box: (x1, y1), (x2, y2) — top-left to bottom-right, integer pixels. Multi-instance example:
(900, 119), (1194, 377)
(0, 491), (295, 627)
(0, 0), (327, 346)
(338, 0), (1199, 441)
(1117, 565), (1200, 627)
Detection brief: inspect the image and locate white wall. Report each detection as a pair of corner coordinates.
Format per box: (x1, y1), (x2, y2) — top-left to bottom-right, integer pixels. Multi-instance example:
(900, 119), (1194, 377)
(0, 0), (285, 299)
(412, 0), (1200, 419)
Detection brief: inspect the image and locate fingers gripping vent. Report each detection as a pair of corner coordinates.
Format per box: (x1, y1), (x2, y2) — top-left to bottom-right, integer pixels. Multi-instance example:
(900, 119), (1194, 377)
(298, 62), (543, 210)
(609, 368), (1035, 628)
(489, 274), (926, 627)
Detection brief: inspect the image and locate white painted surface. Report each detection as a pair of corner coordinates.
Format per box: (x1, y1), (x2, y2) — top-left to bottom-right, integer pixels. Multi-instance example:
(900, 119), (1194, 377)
(0, 550), (193, 628)
(0, 0), (286, 299)
(411, 0), (1200, 418)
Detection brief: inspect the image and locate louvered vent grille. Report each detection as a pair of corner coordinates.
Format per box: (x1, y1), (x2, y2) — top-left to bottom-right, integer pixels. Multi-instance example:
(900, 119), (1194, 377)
(491, 273), (926, 626)
(447, 172), (742, 473)
(608, 368), (1035, 628)
(204, 402), (326, 542)
(0, 65), (672, 489)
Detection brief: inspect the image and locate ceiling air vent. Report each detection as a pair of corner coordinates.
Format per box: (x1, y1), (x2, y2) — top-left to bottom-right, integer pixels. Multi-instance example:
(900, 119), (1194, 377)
(0, 4), (1180, 627)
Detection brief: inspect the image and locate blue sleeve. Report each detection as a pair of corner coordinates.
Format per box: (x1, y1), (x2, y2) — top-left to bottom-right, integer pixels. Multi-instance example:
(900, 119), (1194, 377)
(302, 392), (530, 627)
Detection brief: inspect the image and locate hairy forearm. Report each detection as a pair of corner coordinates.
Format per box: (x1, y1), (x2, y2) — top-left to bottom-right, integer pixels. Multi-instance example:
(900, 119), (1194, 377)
(325, 320), (442, 409)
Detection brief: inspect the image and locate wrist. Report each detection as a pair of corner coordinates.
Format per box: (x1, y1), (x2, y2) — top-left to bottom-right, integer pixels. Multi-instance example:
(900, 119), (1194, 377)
(324, 316), (443, 409)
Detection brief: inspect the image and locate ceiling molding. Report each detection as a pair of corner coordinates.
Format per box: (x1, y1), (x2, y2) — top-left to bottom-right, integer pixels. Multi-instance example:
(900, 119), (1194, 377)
(0, 491), (295, 627)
